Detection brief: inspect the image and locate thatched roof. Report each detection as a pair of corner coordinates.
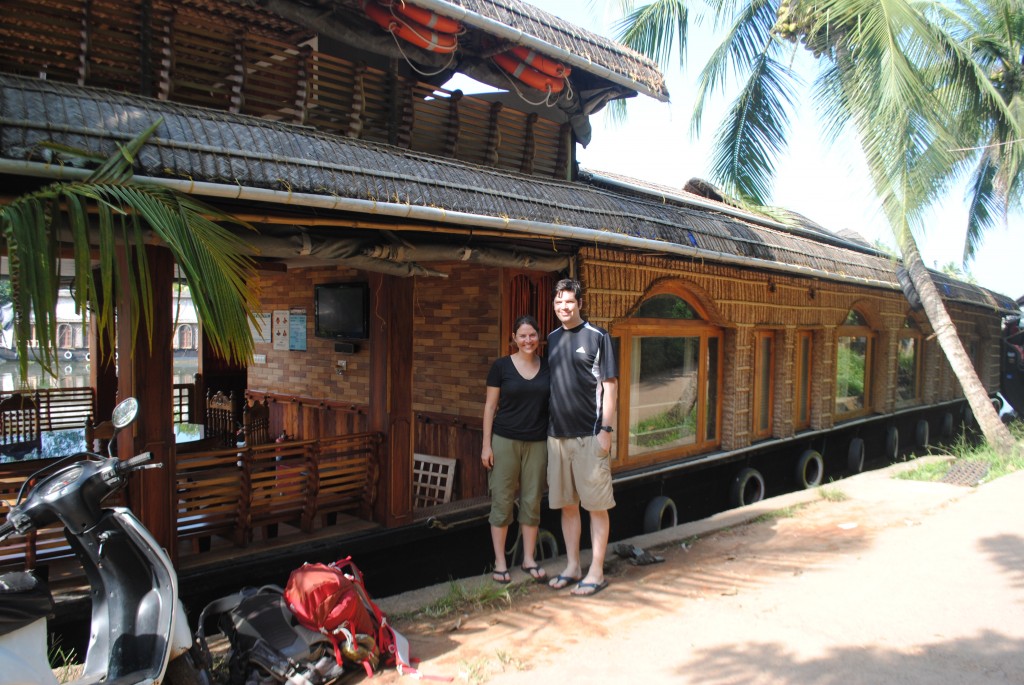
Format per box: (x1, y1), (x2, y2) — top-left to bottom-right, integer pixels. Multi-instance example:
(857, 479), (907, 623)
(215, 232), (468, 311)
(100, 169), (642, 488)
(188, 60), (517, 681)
(420, 0), (668, 100)
(258, 0), (669, 102)
(0, 75), (1013, 313)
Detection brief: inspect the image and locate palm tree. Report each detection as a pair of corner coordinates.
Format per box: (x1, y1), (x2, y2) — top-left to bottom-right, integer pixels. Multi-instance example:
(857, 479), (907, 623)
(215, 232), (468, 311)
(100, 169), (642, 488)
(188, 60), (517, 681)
(613, 0), (1018, 453)
(0, 120), (259, 381)
(944, 0), (1024, 264)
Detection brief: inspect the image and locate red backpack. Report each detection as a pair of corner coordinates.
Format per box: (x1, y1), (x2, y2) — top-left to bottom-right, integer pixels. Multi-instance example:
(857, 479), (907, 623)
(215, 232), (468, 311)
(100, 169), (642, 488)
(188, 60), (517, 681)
(284, 557), (419, 678)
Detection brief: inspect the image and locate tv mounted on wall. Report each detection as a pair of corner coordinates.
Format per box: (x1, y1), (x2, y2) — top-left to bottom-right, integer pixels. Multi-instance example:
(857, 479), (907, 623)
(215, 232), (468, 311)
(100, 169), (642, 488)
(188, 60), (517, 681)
(314, 282), (370, 341)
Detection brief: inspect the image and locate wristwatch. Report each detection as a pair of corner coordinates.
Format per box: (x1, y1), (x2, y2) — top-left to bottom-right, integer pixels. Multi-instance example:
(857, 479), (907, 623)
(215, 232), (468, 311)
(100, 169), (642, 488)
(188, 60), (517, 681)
(600, 425), (614, 433)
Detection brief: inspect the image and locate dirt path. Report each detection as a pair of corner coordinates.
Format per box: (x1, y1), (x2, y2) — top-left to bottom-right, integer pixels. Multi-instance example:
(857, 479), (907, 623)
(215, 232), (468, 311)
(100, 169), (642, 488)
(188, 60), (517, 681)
(375, 461), (1024, 684)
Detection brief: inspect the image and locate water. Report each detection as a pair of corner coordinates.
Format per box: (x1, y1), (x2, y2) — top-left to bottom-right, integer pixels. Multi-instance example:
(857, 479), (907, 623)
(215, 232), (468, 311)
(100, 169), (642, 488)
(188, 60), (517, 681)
(0, 357), (199, 391)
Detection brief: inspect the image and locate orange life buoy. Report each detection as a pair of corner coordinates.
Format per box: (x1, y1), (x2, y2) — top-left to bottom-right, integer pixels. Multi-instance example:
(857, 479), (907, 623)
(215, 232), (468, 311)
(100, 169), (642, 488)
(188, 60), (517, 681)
(493, 52), (565, 93)
(380, 0), (462, 35)
(509, 46), (571, 79)
(363, 0), (458, 53)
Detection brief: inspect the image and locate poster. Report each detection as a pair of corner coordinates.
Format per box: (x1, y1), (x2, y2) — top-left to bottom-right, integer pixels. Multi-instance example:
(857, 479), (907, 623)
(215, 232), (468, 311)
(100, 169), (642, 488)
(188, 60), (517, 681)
(272, 310), (289, 350)
(289, 309), (307, 351)
(251, 313), (272, 344)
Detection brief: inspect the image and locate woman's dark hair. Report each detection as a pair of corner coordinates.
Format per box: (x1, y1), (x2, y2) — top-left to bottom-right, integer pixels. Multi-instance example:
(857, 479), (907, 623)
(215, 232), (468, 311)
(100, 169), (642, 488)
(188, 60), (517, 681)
(553, 278), (583, 301)
(512, 314), (539, 335)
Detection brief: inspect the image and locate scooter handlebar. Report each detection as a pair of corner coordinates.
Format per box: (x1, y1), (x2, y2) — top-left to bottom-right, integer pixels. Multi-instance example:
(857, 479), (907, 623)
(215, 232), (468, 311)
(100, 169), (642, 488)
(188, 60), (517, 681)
(116, 452), (154, 475)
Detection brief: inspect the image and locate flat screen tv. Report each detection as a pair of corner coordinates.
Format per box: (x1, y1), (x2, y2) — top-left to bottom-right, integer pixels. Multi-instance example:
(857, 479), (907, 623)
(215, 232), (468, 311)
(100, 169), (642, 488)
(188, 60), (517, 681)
(314, 282), (369, 340)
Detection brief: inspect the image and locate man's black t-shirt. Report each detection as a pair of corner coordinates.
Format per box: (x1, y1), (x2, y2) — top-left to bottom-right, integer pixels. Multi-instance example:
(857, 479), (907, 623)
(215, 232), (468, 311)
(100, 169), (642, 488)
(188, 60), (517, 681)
(547, 321), (617, 438)
(486, 355), (550, 442)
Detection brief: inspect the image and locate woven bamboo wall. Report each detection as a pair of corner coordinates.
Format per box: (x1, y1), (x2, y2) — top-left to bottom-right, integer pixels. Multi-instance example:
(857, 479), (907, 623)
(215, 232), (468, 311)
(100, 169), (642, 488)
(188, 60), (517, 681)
(0, 0), (570, 179)
(577, 247), (1002, 451)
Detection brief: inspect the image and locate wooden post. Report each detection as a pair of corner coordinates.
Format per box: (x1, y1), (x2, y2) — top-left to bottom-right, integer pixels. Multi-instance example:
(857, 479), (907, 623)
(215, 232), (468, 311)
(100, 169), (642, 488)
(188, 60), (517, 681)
(117, 245), (177, 560)
(368, 272), (415, 526)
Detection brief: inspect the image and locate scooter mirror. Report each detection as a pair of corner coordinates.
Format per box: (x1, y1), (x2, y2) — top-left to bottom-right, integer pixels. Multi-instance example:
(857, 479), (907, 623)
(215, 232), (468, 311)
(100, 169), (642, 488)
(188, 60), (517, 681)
(111, 397), (139, 430)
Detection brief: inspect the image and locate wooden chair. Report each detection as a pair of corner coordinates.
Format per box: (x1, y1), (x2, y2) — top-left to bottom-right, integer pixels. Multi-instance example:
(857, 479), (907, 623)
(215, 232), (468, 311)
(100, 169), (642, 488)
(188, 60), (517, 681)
(84, 415), (115, 454)
(242, 398), (270, 446)
(413, 453), (457, 508)
(0, 393), (42, 459)
(205, 390), (237, 447)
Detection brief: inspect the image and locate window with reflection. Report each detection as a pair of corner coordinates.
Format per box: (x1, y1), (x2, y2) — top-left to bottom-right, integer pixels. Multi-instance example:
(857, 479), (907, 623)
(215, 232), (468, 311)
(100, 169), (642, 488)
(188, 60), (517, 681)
(896, 316), (922, 403)
(615, 290), (722, 466)
(753, 331), (775, 439)
(795, 330), (813, 430)
(835, 309), (875, 417)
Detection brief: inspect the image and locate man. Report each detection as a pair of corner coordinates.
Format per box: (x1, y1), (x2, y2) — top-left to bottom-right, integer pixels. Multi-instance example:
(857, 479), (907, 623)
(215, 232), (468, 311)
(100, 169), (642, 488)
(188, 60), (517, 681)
(546, 278), (617, 597)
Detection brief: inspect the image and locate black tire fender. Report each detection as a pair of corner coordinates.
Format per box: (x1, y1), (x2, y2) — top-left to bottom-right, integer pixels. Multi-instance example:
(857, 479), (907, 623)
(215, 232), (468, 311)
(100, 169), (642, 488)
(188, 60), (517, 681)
(848, 437), (865, 473)
(730, 467), (765, 508)
(643, 495), (678, 534)
(941, 412), (954, 439)
(885, 426), (899, 460)
(915, 419), (929, 449)
(795, 449), (823, 489)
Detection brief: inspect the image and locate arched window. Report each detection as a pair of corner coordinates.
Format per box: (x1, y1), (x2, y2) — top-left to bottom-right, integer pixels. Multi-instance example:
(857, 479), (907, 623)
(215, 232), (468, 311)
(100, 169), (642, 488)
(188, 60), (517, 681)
(614, 287), (722, 466)
(835, 307), (875, 417)
(896, 315), (922, 404)
(57, 323), (74, 349)
(176, 324), (195, 351)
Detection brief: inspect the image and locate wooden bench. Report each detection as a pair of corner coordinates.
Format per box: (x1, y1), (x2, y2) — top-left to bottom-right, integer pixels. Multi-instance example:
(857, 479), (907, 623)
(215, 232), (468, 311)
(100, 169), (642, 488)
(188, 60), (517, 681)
(175, 446), (245, 552)
(303, 433), (378, 529)
(245, 440), (314, 542)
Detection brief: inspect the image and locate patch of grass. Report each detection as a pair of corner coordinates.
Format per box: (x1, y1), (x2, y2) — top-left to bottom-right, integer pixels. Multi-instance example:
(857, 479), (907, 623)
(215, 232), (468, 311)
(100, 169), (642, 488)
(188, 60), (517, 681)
(458, 656), (491, 685)
(819, 486), (848, 502)
(495, 649), (527, 672)
(750, 504), (806, 523)
(48, 638), (81, 683)
(418, 578), (525, 619)
(897, 423), (1024, 484)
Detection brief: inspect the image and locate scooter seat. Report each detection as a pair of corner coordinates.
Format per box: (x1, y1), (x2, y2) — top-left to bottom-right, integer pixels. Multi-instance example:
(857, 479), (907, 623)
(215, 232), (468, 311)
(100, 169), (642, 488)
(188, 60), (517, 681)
(0, 571), (55, 637)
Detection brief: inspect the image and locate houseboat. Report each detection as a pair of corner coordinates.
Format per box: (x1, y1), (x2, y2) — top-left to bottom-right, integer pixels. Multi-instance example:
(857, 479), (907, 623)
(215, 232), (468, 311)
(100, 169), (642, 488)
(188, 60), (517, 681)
(0, 0), (1017, 610)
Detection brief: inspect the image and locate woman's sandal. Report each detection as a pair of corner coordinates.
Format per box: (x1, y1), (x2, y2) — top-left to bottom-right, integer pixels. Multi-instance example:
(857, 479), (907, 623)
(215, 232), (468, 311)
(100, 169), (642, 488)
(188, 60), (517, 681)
(520, 564), (547, 582)
(492, 569), (512, 584)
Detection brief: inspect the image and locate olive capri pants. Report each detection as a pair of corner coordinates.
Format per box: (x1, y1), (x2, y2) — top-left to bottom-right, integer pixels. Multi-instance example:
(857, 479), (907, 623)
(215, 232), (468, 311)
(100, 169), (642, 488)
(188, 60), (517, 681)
(487, 434), (548, 527)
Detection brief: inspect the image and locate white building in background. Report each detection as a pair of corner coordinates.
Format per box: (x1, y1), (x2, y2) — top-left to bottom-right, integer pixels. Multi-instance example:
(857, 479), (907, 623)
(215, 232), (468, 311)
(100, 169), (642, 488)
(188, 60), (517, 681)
(0, 288), (199, 362)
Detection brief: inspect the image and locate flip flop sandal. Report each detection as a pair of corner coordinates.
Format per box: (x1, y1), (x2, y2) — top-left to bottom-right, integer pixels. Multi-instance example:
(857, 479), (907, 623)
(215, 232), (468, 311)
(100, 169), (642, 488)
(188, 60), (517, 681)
(492, 569), (512, 584)
(571, 580), (608, 597)
(548, 574), (581, 590)
(521, 565), (547, 583)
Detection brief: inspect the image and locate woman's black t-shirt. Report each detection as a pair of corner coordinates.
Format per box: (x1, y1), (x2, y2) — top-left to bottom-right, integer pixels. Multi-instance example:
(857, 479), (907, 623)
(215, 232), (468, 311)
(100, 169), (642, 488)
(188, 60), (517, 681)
(486, 355), (550, 442)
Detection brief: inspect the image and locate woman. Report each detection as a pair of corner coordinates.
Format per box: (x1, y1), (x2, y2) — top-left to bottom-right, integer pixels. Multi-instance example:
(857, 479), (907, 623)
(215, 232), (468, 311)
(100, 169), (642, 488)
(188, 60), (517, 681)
(481, 315), (550, 583)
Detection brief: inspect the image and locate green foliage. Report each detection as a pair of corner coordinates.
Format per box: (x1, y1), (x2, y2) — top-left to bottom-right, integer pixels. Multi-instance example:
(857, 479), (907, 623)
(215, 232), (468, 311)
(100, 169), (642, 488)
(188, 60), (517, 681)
(897, 422), (1024, 483)
(818, 486), (849, 502)
(0, 121), (259, 379)
(631, 402), (697, 447)
(414, 578), (523, 620)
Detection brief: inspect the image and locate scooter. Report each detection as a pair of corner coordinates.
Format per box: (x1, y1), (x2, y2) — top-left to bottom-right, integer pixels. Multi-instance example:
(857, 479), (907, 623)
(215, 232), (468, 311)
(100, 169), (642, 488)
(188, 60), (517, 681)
(0, 397), (209, 685)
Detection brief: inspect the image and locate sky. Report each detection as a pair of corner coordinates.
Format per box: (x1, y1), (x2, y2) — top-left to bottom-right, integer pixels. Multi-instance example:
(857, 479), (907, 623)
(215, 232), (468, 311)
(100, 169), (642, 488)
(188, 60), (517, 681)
(503, 1), (1022, 300)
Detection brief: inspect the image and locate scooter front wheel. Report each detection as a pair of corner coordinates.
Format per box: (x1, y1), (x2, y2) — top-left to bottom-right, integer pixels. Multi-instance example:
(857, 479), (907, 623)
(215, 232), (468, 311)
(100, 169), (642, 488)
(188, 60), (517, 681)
(164, 647), (212, 685)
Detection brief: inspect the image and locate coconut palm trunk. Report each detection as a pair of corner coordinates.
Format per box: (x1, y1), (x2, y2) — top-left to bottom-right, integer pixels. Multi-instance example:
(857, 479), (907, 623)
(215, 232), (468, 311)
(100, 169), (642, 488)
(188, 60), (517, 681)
(900, 231), (1015, 454)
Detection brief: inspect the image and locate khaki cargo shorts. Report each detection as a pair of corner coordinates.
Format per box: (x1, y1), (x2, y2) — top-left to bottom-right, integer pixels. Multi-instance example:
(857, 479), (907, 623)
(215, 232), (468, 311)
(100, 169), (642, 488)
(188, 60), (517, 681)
(546, 434), (615, 511)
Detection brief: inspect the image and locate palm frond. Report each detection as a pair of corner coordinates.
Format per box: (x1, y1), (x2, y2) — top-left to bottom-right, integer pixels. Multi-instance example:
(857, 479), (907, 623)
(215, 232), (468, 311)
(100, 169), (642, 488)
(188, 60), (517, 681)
(691, 0), (784, 137)
(613, 0), (691, 69)
(0, 121), (258, 381)
(709, 50), (799, 204)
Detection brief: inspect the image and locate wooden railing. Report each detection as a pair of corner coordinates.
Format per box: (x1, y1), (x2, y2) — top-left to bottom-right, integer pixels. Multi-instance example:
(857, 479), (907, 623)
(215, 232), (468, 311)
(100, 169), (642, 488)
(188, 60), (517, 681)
(0, 431), (381, 571)
(0, 388), (96, 432)
(175, 432), (381, 553)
